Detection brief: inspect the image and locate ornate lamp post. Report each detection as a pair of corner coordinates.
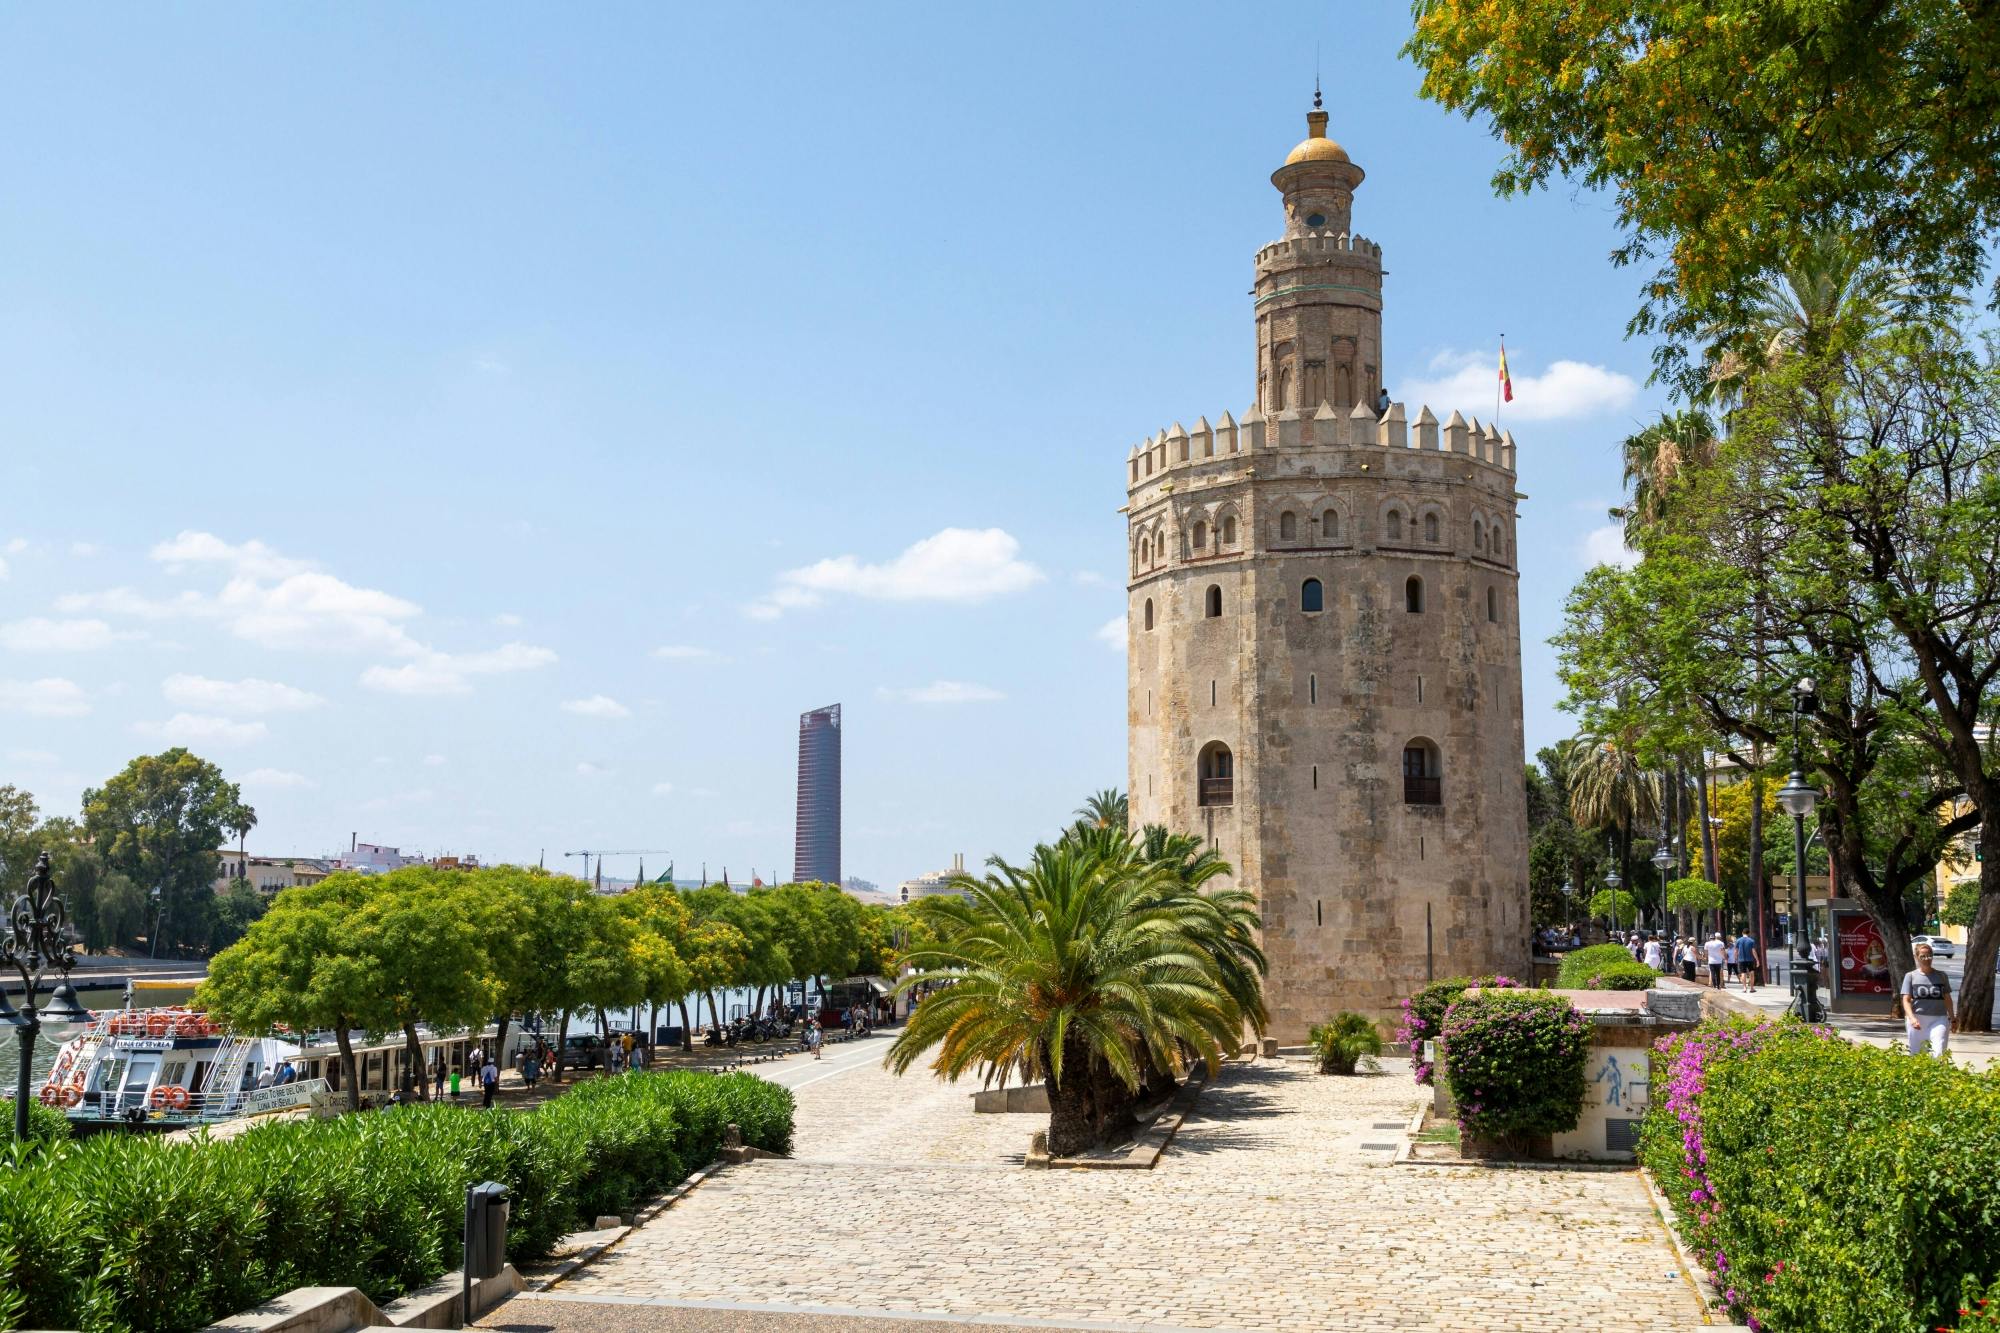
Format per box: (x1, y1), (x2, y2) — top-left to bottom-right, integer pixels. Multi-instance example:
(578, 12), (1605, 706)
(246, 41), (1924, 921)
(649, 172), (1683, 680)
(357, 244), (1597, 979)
(1603, 841), (1624, 935)
(1651, 833), (1674, 935)
(1775, 678), (1823, 1023)
(1, 852), (92, 1139)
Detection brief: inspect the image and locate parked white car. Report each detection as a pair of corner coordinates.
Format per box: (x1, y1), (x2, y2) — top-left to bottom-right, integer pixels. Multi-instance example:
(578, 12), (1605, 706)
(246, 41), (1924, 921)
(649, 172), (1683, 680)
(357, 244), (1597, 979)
(1912, 934), (1956, 960)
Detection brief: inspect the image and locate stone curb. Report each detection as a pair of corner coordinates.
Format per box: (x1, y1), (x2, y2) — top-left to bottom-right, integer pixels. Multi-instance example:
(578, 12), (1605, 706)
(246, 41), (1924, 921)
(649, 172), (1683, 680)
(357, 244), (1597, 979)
(1637, 1164), (1753, 1330)
(1042, 1069), (1212, 1170)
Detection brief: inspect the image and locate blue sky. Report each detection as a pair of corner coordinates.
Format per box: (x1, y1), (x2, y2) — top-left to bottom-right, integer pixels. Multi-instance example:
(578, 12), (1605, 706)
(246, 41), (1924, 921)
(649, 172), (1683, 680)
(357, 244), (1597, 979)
(0, 5), (1665, 888)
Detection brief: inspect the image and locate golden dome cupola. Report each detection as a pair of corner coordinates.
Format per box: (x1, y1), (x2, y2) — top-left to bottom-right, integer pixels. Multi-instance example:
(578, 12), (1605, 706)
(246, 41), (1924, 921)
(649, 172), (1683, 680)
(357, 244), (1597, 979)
(1270, 89), (1365, 237)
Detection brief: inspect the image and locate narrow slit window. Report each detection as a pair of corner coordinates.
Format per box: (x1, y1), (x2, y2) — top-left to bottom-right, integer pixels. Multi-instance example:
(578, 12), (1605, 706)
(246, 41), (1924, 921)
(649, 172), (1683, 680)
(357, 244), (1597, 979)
(1309, 673), (1317, 704)
(1406, 576), (1425, 613)
(1311, 764), (1318, 790)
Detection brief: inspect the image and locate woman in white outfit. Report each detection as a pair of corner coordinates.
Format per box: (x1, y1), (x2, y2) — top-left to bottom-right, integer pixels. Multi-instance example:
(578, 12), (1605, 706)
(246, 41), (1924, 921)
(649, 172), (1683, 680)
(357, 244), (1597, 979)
(1900, 943), (1956, 1057)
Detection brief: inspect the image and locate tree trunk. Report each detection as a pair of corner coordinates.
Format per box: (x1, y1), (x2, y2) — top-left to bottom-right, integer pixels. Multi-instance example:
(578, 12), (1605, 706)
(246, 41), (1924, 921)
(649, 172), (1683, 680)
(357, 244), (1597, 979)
(677, 999), (694, 1050)
(494, 1013), (513, 1084)
(400, 1020), (425, 1102)
(1043, 1037), (1098, 1158)
(706, 991), (722, 1027)
(1744, 746), (1766, 983)
(553, 1011), (570, 1082)
(1959, 818), (2000, 1032)
(335, 1024), (361, 1112)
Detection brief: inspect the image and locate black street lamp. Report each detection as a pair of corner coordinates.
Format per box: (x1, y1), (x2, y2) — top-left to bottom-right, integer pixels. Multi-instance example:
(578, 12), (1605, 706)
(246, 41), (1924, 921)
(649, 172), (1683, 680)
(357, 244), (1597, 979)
(1603, 840), (1624, 934)
(1, 852), (92, 1140)
(1775, 678), (1823, 1022)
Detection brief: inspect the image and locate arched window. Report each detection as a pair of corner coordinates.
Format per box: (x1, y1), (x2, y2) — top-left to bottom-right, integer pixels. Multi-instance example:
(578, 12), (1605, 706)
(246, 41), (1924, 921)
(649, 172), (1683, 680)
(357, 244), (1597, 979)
(1405, 576), (1424, 613)
(1403, 739), (1442, 805)
(1424, 513), (1439, 543)
(1386, 510), (1403, 542)
(1279, 511), (1297, 541)
(1275, 368), (1291, 411)
(1221, 515), (1238, 546)
(1140, 537), (1151, 566)
(1144, 598), (1155, 631)
(1320, 509), (1340, 541)
(1300, 578), (1324, 613)
(1205, 585), (1223, 618)
(1197, 742), (1234, 807)
(1486, 586), (1498, 623)
(1192, 520), (1207, 550)
(1474, 520), (1486, 550)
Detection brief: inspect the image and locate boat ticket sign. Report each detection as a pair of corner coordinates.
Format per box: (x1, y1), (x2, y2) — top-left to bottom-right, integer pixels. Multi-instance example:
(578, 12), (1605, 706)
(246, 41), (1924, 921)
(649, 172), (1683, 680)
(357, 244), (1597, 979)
(242, 1079), (328, 1117)
(111, 1038), (177, 1052)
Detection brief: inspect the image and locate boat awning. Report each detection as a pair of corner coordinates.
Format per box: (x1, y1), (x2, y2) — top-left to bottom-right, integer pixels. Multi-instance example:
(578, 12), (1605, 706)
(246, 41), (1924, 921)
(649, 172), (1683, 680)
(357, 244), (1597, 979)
(843, 975), (893, 996)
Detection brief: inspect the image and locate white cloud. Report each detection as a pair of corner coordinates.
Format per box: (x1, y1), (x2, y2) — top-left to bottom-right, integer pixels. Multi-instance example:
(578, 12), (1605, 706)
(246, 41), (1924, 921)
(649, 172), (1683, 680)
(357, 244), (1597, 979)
(651, 781), (675, 797)
(162, 673), (325, 714)
(575, 761), (609, 776)
(1580, 524), (1640, 570)
(150, 530), (313, 580)
(747, 527), (1043, 619)
(1072, 571), (1109, 587)
(359, 642), (557, 695)
(242, 768), (314, 789)
(493, 612), (523, 627)
(560, 694), (630, 719)
(69, 542), (97, 557)
(1397, 350), (1638, 423)
(0, 556), (8, 579)
(0, 678), (88, 717)
(879, 680), (1005, 705)
(1096, 615), (1125, 651)
(134, 713), (267, 746)
(652, 645), (717, 660)
(422, 753), (447, 767)
(3, 538), (25, 555)
(0, 617), (141, 653)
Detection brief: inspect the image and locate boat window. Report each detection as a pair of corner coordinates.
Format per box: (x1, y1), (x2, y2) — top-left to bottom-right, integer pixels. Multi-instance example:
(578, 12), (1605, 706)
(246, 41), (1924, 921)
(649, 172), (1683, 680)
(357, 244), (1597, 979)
(90, 1054), (128, 1093)
(122, 1055), (161, 1097)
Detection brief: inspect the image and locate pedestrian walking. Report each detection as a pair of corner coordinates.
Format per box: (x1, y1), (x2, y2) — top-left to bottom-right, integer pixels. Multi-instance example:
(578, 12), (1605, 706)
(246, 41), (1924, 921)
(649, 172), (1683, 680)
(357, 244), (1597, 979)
(449, 1065), (462, 1100)
(1678, 938), (1698, 983)
(1734, 928), (1759, 991)
(1704, 932), (1727, 988)
(807, 1017), (823, 1061)
(608, 1043), (625, 1076)
(523, 1053), (541, 1090)
(1900, 943), (1956, 1058)
(433, 1059), (446, 1101)
(1641, 934), (1664, 970)
(480, 1053), (500, 1108)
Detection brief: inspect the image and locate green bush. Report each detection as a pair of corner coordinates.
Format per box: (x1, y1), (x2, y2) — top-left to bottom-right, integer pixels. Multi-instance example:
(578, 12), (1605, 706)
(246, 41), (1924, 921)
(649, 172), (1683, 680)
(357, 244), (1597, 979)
(1396, 973), (1521, 1085)
(1554, 942), (1660, 989)
(0, 1069), (794, 1332)
(1308, 1013), (1383, 1075)
(1643, 1019), (2000, 1332)
(1438, 990), (1590, 1146)
(20, 1100), (71, 1148)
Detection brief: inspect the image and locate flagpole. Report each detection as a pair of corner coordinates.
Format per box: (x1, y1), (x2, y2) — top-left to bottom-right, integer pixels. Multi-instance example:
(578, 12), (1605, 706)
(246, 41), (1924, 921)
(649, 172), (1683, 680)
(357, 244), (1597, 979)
(1495, 334), (1504, 427)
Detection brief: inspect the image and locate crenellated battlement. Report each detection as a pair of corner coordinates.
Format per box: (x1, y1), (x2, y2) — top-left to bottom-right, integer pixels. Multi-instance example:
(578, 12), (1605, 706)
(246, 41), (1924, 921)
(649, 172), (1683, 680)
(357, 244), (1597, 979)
(1125, 401), (1516, 491)
(1255, 230), (1382, 270)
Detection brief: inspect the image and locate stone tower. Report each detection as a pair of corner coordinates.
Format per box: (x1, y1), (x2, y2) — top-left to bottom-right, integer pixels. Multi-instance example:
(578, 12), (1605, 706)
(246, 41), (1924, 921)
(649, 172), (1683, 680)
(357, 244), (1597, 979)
(1124, 102), (1530, 1041)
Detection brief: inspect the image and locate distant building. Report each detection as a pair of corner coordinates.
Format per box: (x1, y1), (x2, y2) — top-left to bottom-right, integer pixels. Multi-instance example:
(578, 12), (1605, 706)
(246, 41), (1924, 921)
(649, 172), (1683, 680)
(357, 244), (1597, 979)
(842, 876), (878, 896)
(794, 704), (842, 884)
(214, 852), (335, 896)
(899, 854), (970, 904)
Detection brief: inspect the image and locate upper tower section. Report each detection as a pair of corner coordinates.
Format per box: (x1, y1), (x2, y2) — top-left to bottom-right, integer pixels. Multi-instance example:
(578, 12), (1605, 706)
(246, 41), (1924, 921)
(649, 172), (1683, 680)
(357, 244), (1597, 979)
(1255, 92), (1383, 417)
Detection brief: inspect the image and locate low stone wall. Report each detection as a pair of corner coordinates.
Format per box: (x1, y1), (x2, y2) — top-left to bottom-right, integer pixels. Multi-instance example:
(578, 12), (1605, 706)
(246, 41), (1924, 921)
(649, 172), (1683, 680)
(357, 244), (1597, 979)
(972, 1083), (1050, 1114)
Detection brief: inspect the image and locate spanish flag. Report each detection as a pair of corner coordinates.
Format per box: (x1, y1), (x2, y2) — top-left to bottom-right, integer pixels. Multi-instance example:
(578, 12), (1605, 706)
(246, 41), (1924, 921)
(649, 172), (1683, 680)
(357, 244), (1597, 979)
(1498, 342), (1514, 404)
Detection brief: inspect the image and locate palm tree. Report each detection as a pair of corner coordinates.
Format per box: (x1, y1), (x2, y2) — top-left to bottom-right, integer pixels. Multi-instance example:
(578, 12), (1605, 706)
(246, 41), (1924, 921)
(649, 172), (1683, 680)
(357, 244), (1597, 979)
(1308, 1013), (1383, 1075)
(1559, 738), (1662, 929)
(885, 839), (1257, 1156)
(1613, 409), (1720, 543)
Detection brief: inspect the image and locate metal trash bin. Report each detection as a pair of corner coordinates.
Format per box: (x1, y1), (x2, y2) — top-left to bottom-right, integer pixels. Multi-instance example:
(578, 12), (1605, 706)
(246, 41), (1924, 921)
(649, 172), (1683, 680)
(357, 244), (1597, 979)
(464, 1180), (510, 1279)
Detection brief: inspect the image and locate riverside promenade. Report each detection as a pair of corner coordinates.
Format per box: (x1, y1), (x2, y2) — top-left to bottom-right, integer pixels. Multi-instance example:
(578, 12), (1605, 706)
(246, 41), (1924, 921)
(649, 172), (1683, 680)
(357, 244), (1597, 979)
(481, 1043), (1710, 1333)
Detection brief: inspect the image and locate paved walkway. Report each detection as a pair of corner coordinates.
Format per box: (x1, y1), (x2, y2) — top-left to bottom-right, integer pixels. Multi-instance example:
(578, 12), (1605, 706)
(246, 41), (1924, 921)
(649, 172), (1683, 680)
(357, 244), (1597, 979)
(490, 1045), (1710, 1332)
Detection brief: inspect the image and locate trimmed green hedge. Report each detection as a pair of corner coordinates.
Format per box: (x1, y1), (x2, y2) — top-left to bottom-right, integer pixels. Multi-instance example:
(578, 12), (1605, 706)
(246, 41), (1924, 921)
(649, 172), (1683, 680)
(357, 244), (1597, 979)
(1555, 942), (1659, 990)
(1643, 1018), (2000, 1332)
(0, 1071), (793, 1333)
(1439, 990), (1589, 1145)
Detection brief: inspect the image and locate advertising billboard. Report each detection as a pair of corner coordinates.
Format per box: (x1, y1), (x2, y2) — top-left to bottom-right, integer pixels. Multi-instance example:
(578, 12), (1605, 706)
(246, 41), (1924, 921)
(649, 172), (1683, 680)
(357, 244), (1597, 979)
(1833, 911), (1893, 996)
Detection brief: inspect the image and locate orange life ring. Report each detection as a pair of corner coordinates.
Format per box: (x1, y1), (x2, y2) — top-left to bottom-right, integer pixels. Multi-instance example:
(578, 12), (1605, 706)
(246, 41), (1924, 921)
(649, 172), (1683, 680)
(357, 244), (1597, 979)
(146, 1014), (168, 1038)
(38, 1086), (59, 1105)
(148, 1085), (171, 1108)
(57, 1086), (80, 1108)
(166, 1086), (190, 1110)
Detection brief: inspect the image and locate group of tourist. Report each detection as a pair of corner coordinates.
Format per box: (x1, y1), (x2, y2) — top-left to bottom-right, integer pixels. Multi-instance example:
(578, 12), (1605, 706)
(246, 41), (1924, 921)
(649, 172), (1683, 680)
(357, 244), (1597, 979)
(1612, 928), (1763, 992)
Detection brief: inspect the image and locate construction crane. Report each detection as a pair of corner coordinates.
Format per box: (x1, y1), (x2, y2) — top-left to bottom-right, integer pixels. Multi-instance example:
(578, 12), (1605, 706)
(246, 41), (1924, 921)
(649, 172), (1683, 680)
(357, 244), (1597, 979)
(563, 849), (672, 891)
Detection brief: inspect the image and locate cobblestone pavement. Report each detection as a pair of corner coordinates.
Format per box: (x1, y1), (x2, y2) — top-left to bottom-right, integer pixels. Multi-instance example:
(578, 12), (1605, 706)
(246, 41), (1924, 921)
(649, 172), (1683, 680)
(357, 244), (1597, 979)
(528, 1052), (1710, 1332)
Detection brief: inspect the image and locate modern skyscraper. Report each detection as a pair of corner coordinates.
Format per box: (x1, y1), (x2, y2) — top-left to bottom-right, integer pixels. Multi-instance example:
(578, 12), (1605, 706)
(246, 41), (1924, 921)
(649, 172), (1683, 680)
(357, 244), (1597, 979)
(794, 703), (842, 884)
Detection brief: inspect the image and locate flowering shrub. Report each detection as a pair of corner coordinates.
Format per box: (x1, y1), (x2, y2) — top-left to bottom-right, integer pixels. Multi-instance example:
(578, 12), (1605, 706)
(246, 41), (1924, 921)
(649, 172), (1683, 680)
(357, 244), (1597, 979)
(1641, 1018), (2000, 1332)
(1396, 973), (1520, 1085)
(1554, 942), (1658, 990)
(1438, 990), (1589, 1145)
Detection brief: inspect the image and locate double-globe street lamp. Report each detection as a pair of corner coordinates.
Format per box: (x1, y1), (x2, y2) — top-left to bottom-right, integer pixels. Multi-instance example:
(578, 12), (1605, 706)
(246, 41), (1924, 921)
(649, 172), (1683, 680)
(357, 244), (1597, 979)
(0, 852), (92, 1140)
(1604, 840), (1624, 934)
(1775, 678), (1825, 1023)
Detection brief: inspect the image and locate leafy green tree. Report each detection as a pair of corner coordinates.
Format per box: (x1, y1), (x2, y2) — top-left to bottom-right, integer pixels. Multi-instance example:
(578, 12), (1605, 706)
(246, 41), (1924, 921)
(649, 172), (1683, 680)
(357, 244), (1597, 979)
(350, 868), (504, 1099)
(0, 784), (41, 902)
(886, 840), (1257, 1157)
(82, 749), (254, 956)
(199, 875), (377, 1109)
(1403, 0), (2000, 389)
(1588, 889), (1639, 931)
(1941, 881), (1980, 930)
(1666, 878), (1723, 915)
(617, 882), (693, 1037)
(674, 917), (748, 1041)
(1308, 1014), (1383, 1076)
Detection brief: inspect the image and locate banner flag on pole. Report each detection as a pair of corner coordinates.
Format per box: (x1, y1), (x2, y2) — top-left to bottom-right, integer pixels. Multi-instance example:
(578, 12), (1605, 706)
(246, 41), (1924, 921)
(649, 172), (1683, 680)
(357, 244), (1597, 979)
(1498, 341), (1514, 404)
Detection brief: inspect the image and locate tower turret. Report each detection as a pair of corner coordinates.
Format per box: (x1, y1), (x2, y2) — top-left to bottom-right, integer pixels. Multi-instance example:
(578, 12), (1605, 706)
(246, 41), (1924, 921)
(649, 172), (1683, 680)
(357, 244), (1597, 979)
(1255, 92), (1383, 415)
